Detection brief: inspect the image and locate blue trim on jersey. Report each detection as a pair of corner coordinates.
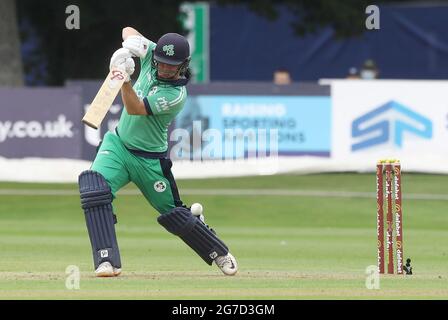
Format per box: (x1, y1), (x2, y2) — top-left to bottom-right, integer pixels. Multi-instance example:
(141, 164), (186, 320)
(115, 128), (167, 158)
(143, 97), (153, 115)
(157, 77), (189, 86)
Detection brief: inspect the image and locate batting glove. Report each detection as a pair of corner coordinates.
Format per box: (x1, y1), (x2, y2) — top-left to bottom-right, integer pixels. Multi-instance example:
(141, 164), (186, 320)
(110, 48), (135, 82)
(110, 48), (132, 70)
(115, 58), (135, 82)
(122, 35), (150, 58)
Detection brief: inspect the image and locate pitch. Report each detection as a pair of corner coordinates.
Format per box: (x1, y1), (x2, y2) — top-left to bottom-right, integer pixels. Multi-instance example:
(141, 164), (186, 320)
(0, 173), (448, 299)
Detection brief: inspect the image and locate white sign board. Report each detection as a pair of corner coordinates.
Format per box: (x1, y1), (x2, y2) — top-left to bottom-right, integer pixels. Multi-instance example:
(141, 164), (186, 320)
(330, 80), (448, 172)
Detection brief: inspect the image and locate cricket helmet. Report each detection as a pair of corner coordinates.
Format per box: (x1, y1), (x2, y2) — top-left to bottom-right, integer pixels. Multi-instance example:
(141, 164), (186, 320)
(153, 33), (190, 66)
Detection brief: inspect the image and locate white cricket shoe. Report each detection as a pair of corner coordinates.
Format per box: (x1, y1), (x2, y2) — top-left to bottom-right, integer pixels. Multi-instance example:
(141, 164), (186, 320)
(215, 253), (238, 276)
(95, 261), (121, 277)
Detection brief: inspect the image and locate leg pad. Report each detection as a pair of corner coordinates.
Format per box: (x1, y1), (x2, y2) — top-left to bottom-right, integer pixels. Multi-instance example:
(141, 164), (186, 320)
(158, 207), (228, 265)
(79, 170), (121, 269)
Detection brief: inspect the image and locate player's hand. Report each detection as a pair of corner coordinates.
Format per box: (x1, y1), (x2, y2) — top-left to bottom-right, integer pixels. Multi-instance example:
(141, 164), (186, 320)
(122, 35), (150, 58)
(110, 48), (132, 70)
(115, 58), (135, 82)
(110, 48), (135, 82)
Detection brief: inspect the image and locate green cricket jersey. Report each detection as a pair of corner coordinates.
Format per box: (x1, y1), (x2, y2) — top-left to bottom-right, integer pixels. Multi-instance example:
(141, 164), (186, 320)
(117, 41), (187, 153)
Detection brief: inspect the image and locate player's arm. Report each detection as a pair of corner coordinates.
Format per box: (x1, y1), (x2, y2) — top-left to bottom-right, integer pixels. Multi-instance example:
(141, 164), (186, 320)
(110, 48), (147, 115)
(120, 82), (148, 115)
(122, 27), (152, 59)
(143, 88), (186, 116)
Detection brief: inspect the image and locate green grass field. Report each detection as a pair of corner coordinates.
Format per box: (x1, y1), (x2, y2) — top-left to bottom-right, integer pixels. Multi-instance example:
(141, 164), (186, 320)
(1, 173), (448, 299)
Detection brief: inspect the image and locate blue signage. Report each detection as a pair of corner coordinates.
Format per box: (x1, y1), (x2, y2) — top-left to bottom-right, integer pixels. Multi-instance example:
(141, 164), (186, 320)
(173, 95), (331, 159)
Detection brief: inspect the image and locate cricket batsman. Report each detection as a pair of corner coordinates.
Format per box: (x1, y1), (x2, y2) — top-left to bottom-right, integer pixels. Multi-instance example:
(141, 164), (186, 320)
(78, 27), (238, 277)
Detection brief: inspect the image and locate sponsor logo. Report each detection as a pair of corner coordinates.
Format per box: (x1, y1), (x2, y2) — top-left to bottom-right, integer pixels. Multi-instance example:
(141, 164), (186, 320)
(394, 178), (400, 199)
(385, 178), (391, 197)
(221, 103), (286, 117)
(209, 251), (218, 259)
(0, 115), (74, 143)
(386, 227), (393, 249)
(108, 70), (125, 89)
(351, 100), (432, 151)
(111, 70), (124, 81)
(396, 248), (403, 273)
(154, 181), (167, 192)
(100, 250), (109, 258)
(155, 96), (169, 112)
(395, 213), (402, 237)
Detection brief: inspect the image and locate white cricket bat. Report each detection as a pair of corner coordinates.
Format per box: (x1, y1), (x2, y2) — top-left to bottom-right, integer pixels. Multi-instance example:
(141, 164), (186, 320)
(82, 68), (127, 129)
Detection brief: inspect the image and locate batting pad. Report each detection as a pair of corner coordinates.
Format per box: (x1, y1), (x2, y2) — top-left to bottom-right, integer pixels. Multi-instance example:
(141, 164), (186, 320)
(79, 170), (121, 269)
(158, 207), (229, 265)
